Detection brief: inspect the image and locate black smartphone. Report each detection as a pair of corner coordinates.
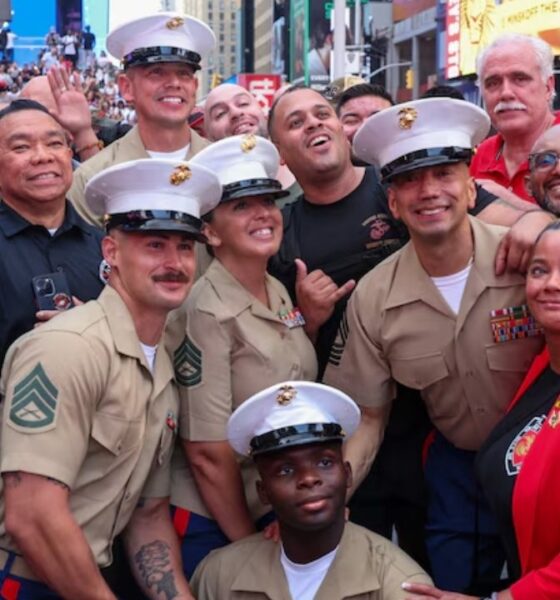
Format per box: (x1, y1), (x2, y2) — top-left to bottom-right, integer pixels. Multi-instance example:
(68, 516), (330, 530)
(32, 272), (74, 311)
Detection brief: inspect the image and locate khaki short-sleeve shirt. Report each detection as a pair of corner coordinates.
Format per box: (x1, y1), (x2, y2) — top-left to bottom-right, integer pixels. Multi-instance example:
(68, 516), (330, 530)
(68, 127), (210, 227)
(170, 259), (318, 518)
(192, 522), (432, 599)
(0, 286), (178, 566)
(325, 218), (544, 450)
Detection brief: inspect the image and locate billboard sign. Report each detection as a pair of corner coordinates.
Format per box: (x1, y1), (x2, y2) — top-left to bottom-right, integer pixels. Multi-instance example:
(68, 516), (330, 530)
(446, 0), (560, 79)
(237, 74), (282, 114)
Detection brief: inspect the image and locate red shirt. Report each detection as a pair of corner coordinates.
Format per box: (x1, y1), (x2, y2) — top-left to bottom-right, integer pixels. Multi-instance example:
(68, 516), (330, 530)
(470, 113), (560, 204)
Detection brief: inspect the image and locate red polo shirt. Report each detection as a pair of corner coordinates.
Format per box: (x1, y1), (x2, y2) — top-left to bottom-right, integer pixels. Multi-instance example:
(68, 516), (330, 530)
(470, 112), (560, 204)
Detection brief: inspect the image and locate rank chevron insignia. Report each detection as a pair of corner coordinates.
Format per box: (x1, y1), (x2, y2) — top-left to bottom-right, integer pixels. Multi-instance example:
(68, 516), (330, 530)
(174, 335), (202, 387)
(9, 362), (58, 428)
(327, 311), (349, 367)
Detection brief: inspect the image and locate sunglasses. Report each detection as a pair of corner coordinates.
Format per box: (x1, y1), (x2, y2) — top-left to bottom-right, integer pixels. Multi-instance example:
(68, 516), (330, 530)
(529, 150), (560, 171)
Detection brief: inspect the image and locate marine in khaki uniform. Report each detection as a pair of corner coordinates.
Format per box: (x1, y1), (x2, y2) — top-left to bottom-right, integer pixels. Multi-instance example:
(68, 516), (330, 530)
(324, 99), (547, 594)
(168, 135), (318, 577)
(0, 158), (221, 599)
(191, 380), (432, 599)
(68, 12), (214, 227)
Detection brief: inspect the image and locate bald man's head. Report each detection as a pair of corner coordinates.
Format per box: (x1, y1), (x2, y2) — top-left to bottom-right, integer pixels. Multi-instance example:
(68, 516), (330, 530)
(20, 76), (57, 113)
(204, 83), (267, 141)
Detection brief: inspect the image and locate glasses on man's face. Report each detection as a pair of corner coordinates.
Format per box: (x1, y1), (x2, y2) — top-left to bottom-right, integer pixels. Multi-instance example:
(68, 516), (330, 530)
(529, 150), (560, 172)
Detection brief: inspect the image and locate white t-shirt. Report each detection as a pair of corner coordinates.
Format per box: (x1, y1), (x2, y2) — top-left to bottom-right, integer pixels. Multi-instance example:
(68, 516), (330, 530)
(280, 545), (338, 600)
(147, 145), (190, 161)
(431, 262), (472, 315)
(140, 343), (157, 372)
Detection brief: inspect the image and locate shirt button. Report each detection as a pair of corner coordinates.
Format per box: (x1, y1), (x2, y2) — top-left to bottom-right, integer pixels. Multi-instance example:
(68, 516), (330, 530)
(475, 407), (486, 414)
(124, 492), (131, 501)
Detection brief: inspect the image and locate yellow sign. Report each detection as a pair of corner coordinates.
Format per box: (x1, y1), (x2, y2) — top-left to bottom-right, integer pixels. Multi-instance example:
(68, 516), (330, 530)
(454, 0), (560, 77)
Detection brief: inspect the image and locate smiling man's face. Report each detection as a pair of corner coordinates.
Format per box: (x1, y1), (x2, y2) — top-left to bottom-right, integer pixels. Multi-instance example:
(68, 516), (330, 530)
(269, 88), (350, 181)
(0, 109), (73, 215)
(118, 62), (198, 129)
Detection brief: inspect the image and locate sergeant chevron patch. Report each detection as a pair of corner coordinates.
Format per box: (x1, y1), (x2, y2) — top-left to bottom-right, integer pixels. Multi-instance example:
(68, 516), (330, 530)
(9, 362), (59, 429)
(328, 311), (349, 367)
(174, 335), (202, 387)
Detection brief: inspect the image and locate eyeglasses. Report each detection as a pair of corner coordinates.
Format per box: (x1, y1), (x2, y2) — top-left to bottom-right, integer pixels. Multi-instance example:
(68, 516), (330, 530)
(529, 150), (560, 172)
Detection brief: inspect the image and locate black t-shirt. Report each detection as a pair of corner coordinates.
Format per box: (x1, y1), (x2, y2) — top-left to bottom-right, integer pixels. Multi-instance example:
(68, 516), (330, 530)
(0, 201), (105, 367)
(82, 31), (96, 50)
(476, 366), (560, 579)
(269, 167), (408, 376)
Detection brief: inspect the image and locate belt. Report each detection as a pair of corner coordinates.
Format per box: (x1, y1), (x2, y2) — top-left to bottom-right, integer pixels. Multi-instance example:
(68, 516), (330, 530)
(0, 548), (40, 582)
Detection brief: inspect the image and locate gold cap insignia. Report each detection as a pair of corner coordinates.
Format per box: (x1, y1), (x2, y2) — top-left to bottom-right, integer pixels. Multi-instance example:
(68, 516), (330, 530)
(170, 164), (192, 185)
(166, 17), (184, 29)
(241, 134), (257, 153)
(398, 107), (418, 130)
(276, 384), (297, 406)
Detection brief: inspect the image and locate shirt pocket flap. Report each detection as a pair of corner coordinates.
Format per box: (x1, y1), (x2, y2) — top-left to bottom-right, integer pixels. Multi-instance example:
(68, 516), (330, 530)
(486, 342), (537, 373)
(391, 352), (449, 389)
(91, 412), (130, 456)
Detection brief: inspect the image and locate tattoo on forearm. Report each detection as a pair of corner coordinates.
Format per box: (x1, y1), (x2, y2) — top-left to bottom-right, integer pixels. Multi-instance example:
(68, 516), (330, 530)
(3, 472), (22, 487)
(134, 540), (179, 600)
(45, 476), (70, 491)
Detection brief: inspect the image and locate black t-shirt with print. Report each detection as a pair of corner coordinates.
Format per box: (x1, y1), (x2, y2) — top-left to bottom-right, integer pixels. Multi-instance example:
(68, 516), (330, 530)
(476, 366), (560, 579)
(269, 167), (408, 376)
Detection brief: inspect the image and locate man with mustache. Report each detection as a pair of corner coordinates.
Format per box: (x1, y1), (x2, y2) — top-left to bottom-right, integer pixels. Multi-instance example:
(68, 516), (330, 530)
(0, 158), (221, 599)
(526, 125), (560, 216)
(471, 33), (560, 203)
(68, 12), (215, 227)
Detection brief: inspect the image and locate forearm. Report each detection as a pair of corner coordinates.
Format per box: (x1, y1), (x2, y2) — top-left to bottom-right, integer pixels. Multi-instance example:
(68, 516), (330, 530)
(124, 498), (194, 600)
(4, 475), (115, 599)
(343, 405), (389, 498)
(477, 196), (540, 227)
(72, 128), (101, 161)
(185, 440), (256, 541)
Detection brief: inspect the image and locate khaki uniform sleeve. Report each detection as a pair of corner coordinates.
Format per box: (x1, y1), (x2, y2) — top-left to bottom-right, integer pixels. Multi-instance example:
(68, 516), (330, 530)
(174, 309), (233, 441)
(323, 282), (395, 408)
(0, 330), (106, 487)
(190, 552), (222, 600)
(378, 542), (433, 600)
(68, 164), (103, 227)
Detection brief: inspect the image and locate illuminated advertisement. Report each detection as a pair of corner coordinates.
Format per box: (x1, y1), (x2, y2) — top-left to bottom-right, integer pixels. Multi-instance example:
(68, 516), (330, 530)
(445, 0), (560, 79)
(290, 0), (308, 84)
(393, 0), (436, 23)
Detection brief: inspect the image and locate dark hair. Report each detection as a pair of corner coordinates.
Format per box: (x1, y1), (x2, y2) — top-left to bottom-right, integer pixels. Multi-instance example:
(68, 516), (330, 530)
(533, 219), (560, 247)
(336, 83), (394, 115)
(0, 98), (51, 121)
(267, 84), (312, 140)
(421, 85), (465, 101)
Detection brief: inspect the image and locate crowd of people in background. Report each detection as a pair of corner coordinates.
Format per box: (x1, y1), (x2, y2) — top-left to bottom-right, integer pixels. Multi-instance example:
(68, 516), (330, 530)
(0, 25), (136, 126)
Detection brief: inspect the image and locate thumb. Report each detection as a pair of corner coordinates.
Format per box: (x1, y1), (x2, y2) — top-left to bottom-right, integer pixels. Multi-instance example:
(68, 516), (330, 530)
(494, 235), (509, 276)
(295, 258), (308, 282)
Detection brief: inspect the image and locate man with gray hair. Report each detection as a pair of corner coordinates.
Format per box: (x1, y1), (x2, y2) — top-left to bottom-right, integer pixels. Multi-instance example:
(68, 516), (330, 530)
(471, 33), (559, 202)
